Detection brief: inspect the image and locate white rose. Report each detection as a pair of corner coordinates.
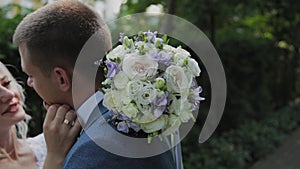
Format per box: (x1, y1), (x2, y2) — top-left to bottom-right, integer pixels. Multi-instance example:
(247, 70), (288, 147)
(119, 89), (132, 105)
(168, 96), (193, 120)
(113, 71), (130, 89)
(103, 90), (131, 112)
(165, 65), (190, 92)
(163, 114), (181, 136)
(136, 82), (157, 105)
(172, 54), (189, 67)
(121, 103), (139, 118)
(174, 46), (191, 58)
(103, 90), (117, 111)
(168, 95), (180, 115)
(122, 53), (158, 80)
(126, 80), (143, 100)
(163, 44), (176, 53)
(188, 58), (201, 76)
(106, 45), (126, 61)
(133, 104), (157, 123)
(178, 99), (194, 123)
(140, 115), (167, 133)
(135, 41), (157, 52)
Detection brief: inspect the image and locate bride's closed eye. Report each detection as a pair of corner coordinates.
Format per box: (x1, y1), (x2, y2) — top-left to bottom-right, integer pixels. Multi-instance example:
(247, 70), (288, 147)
(2, 80), (11, 87)
(0, 76), (11, 88)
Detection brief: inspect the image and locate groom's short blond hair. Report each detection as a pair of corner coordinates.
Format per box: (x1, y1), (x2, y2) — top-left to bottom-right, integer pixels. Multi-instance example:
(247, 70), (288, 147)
(13, 0), (111, 76)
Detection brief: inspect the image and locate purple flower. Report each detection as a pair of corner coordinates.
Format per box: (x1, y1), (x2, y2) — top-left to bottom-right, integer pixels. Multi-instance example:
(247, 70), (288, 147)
(153, 51), (173, 65)
(192, 86), (205, 103)
(116, 112), (141, 133)
(153, 92), (168, 106)
(153, 92), (168, 118)
(128, 122), (141, 132)
(145, 30), (157, 42)
(108, 110), (119, 120)
(117, 121), (129, 133)
(105, 60), (120, 78)
(109, 110), (116, 116)
(153, 106), (166, 118)
(117, 112), (130, 121)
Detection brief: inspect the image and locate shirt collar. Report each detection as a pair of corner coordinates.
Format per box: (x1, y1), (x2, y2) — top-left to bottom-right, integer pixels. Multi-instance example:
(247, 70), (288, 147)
(76, 91), (103, 126)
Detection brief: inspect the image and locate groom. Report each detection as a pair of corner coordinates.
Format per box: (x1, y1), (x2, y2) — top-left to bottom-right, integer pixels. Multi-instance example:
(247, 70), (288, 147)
(13, 0), (175, 169)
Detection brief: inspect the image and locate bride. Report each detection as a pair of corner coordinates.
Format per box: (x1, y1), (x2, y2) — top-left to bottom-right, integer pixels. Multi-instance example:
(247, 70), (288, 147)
(0, 61), (81, 169)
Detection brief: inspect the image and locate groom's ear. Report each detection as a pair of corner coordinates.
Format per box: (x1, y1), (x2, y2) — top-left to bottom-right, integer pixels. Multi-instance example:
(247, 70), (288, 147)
(52, 67), (71, 92)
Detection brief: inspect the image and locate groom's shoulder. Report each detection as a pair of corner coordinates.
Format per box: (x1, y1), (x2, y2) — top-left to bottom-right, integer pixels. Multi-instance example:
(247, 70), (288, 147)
(62, 132), (107, 168)
(69, 131), (103, 155)
(64, 132), (175, 169)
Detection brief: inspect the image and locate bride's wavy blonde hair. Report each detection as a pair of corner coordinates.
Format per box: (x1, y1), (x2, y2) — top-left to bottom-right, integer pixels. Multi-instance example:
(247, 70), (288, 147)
(0, 61), (29, 139)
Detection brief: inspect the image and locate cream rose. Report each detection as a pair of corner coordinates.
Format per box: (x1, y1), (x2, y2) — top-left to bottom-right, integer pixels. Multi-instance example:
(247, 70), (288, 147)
(163, 114), (181, 136)
(163, 44), (176, 53)
(103, 90), (131, 112)
(135, 41), (157, 52)
(174, 46), (191, 58)
(188, 58), (201, 76)
(122, 53), (158, 80)
(106, 45), (126, 61)
(113, 71), (130, 89)
(122, 103), (139, 119)
(165, 65), (190, 92)
(140, 115), (168, 133)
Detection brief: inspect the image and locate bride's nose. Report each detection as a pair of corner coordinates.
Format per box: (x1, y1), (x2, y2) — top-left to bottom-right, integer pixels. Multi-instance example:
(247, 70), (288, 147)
(0, 86), (14, 103)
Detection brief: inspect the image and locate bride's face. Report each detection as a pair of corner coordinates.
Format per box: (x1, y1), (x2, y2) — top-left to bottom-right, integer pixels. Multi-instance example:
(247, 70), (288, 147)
(0, 67), (26, 128)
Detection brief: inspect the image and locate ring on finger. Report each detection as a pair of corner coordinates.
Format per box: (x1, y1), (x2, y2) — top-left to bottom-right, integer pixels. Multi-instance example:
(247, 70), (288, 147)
(63, 119), (71, 125)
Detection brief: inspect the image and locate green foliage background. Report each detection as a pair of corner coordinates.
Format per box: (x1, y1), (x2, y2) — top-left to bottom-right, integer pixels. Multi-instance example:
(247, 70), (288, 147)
(0, 0), (299, 168)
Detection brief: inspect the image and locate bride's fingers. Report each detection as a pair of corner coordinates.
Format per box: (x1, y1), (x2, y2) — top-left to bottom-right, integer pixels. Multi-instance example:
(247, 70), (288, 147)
(70, 118), (82, 134)
(63, 109), (76, 126)
(43, 104), (59, 127)
(54, 105), (70, 123)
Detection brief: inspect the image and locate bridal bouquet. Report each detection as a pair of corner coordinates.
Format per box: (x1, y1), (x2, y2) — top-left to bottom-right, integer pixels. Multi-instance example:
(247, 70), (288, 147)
(101, 31), (204, 141)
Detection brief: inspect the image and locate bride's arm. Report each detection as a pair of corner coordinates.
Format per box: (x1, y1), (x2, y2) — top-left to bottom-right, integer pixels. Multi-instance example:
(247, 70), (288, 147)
(42, 105), (81, 169)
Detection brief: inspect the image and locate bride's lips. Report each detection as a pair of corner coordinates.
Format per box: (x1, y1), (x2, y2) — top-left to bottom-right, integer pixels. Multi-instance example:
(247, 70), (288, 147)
(1, 103), (19, 115)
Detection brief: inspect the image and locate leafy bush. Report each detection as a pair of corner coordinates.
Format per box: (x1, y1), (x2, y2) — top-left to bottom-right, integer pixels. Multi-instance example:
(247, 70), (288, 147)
(215, 32), (284, 132)
(182, 103), (300, 169)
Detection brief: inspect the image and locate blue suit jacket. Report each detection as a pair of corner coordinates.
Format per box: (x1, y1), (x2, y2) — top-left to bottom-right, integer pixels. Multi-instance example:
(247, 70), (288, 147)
(62, 101), (176, 169)
(63, 131), (175, 169)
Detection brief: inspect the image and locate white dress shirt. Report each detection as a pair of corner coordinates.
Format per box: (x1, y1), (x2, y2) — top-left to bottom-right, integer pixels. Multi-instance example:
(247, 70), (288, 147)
(76, 91), (104, 128)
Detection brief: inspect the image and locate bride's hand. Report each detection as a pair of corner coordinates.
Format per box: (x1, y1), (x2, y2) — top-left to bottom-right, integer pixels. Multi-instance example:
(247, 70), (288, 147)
(42, 104), (82, 169)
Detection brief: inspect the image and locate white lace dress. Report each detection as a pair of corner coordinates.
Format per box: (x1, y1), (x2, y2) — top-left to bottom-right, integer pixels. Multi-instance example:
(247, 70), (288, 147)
(26, 133), (47, 169)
